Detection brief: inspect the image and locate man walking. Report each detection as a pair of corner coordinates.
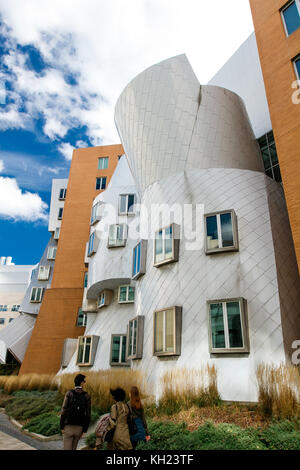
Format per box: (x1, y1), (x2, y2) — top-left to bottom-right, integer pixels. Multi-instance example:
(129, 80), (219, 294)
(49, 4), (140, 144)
(60, 373), (91, 450)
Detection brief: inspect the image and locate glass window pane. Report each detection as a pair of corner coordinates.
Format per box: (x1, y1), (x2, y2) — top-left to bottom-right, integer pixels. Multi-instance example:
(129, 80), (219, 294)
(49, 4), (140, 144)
(220, 212), (234, 247)
(78, 338), (84, 363)
(210, 303), (225, 349)
(133, 320), (137, 355)
(265, 168), (273, 179)
(269, 144), (278, 165)
(155, 231), (163, 262)
(164, 226), (173, 259)
(226, 302), (244, 348)
(128, 194), (134, 213)
(119, 287), (127, 302)
(109, 225), (116, 246)
(112, 336), (120, 363)
(273, 165), (282, 183)
(155, 311), (164, 352)
(128, 287), (135, 302)
(283, 2), (300, 35)
(84, 338), (91, 363)
(121, 337), (126, 363)
(295, 58), (300, 78)
(206, 215), (219, 249)
(165, 309), (174, 352)
(30, 289), (36, 301)
(101, 177), (106, 189)
(261, 148), (271, 169)
(119, 195), (127, 213)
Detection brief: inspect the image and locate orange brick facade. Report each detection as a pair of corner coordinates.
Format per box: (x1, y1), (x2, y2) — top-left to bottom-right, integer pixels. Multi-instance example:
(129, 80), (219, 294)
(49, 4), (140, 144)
(250, 0), (300, 271)
(20, 144), (123, 374)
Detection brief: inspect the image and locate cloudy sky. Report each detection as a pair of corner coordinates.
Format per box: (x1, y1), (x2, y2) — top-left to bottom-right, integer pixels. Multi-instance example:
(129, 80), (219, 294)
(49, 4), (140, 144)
(0, 0), (254, 264)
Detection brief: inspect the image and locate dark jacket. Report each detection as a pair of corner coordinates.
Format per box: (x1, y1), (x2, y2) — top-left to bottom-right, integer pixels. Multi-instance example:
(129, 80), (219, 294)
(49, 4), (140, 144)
(60, 387), (91, 433)
(127, 402), (149, 435)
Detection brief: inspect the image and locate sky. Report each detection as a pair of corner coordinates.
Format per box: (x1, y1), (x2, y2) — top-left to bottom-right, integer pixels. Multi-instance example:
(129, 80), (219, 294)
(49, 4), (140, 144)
(0, 0), (254, 265)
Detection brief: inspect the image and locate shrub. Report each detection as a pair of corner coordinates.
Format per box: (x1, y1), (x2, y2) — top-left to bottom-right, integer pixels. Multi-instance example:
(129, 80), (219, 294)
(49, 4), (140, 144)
(24, 412), (61, 437)
(259, 420), (300, 450)
(5, 390), (63, 421)
(85, 432), (97, 449)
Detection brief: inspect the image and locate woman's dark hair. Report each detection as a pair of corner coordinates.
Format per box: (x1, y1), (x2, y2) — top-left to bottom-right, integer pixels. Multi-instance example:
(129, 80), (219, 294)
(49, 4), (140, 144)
(110, 387), (126, 402)
(130, 386), (143, 409)
(74, 374), (86, 387)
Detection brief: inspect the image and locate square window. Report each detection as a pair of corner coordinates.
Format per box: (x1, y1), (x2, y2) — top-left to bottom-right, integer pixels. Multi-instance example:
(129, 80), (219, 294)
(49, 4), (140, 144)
(118, 285), (135, 303)
(58, 207), (63, 220)
(119, 194), (135, 215)
(96, 177), (107, 190)
(127, 316), (144, 360)
(153, 306), (182, 357)
(76, 335), (99, 366)
(281, 1), (300, 36)
(110, 334), (128, 366)
(132, 240), (147, 280)
(154, 224), (180, 267)
(98, 157), (109, 170)
(208, 298), (249, 354)
(47, 246), (57, 260)
(108, 224), (127, 247)
(205, 210), (238, 254)
(38, 265), (51, 281)
(59, 188), (67, 200)
(30, 287), (44, 303)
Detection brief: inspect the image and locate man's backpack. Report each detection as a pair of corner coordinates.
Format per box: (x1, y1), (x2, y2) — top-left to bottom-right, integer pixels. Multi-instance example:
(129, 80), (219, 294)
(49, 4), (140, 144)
(67, 390), (88, 426)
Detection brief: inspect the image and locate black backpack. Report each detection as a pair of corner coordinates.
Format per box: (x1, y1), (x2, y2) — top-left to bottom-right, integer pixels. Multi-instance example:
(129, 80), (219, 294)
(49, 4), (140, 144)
(67, 390), (88, 425)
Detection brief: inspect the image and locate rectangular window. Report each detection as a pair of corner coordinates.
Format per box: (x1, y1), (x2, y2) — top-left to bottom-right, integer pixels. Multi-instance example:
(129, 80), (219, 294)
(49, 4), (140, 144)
(91, 202), (104, 225)
(38, 265), (51, 281)
(84, 272), (88, 288)
(11, 305), (20, 312)
(127, 316), (144, 360)
(294, 55), (300, 80)
(96, 177), (107, 190)
(119, 194), (135, 215)
(205, 210), (238, 254)
(58, 207), (63, 220)
(54, 227), (60, 240)
(97, 290), (112, 309)
(98, 157), (109, 170)
(110, 335), (128, 366)
(153, 306), (182, 357)
(59, 188), (67, 200)
(47, 247), (57, 260)
(76, 335), (99, 366)
(0, 318), (5, 325)
(281, 1), (300, 36)
(154, 224), (180, 267)
(132, 240), (147, 280)
(108, 224), (127, 247)
(208, 298), (249, 354)
(0, 305), (8, 311)
(30, 287), (44, 303)
(88, 232), (98, 256)
(118, 285), (135, 303)
(76, 308), (87, 327)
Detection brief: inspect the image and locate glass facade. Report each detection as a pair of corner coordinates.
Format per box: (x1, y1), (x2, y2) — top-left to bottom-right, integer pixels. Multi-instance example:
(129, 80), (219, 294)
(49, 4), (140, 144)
(257, 131), (282, 183)
(282, 1), (300, 35)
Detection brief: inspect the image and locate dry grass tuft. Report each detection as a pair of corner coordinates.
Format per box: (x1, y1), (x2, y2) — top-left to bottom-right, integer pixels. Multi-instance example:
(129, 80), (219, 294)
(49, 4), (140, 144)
(0, 374), (58, 394)
(256, 363), (300, 419)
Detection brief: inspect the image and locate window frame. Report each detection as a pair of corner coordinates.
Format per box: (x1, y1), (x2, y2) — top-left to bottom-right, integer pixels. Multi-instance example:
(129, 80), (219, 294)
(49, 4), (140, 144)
(153, 306), (182, 357)
(118, 285), (135, 304)
(47, 246), (57, 260)
(11, 305), (20, 312)
(76, 335), (99, 366)
(204, 209), (239, 254)
(58, 207), (63, 220)
(76, 308), (87, 327)
(87, 231), (99, 257)
(98, 156), (109, 170)
(119, 194), (135, 216)
(110, 334), (129, 367)
(107, 224), (127, 248)
(153, 223), (180, 267)
(281, 0), (300, 36)
(30, 287), (44, 303)
(59, 188), (67, 200)
(207, 298), (250, 355)
(127, 316), (144, 360)
(0, 305), (8, 312)
(293, 54), (300, 80)
(90, 201), (103, 225)
(132, 240), (147, 280)
(97, 289), (113, 309)
(38, 265), (51, 281)
(96, 177), (107, 191)
(54, 227), (60, 240)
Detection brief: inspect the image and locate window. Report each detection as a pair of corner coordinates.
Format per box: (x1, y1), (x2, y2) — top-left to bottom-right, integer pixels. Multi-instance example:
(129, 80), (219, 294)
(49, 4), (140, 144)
(127, 316), (144, 360)
(87, 232), (98, 256)
(108, 224), (127, 247)
(54, 227), (60, 240)
(96, 177), (107, 190)
(119, 194), (135, 215)
(98, 157), (109, 170)
(30, 287), (44, 303)
(118, 285), (135, 303)
(97, 290), (113, 309)
(59, 188), (67, 200)
(154, 223), (180, 267)
(84, 272), (88, 288)
(110, 335), (128, 366)
(0, 318), (5, 325)
(205, 210), (238, 254)
(257, 131), (281, 183)
(294, 55), (300, 80)
(76, 335), (99, 366)
(38, 265), (51, 281)
(118, 155), (124, 160)
(132, 240), (147, 280)
(281, 1), (300, 36)
(76, 308), (87, 327)
(58, 207), (63, 220)
(47, 246), (57, 260)
(0, 305), (8, 311)
(11, 305), (20, 312)
(9, 318), (14, 323)
(91, 202), (103, 225)
(153, 306), (182, 357)
(208, 298), (249, 354)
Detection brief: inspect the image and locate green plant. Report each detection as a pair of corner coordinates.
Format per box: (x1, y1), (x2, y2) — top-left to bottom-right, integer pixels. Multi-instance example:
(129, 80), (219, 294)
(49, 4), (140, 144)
(24, 413), (61, 437)
(85, 432), (97, 448)
(5, 390), (63, 421)
(259, 420), (300, 450)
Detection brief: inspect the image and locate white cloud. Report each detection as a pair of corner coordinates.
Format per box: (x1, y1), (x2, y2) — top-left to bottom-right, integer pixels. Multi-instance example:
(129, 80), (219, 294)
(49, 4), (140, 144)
(58, 142), (74, 161)
(0, 160), (4, 172)
(0, 0), (254, 145)
(0, 176), (48, 222)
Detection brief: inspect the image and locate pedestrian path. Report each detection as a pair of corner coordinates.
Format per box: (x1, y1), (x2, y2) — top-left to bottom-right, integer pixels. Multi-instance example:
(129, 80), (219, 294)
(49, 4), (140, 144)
(0, 430), (36, 450)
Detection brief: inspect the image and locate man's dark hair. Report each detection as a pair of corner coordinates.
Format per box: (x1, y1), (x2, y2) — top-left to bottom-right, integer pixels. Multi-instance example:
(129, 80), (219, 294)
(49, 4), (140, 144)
(74, 374), (86, 387)
(110, 387), (126, 402)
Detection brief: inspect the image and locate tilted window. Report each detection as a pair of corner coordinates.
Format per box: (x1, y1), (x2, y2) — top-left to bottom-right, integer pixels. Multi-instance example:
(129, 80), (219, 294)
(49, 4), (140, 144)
(108, 224), (127, 248)
(154, 223), (180, 267)
(59, 188), (67, 200)
(293, 55), (300, 80)
(76, 335), (99, 366)
(127, 316), (144, 360)
(84, 272), (88, 288)
(132, 240), (147, 280)
(54, 227), (60, 240)
(47, 246), (57, 260)
(119, 194), (135, 215)
(205, 210), (238, 254)
(58, 207), (63, 219)
(110, 334), (128, 366)
(91, 201), (104, 225)
(208, 298), (249, 354)
(76, 308), (87, 327)
(38, 265), (51, 281)
(97, 290), (113, 309)
(88, 231), (99, 256)
(30, 287), (44, 303)
(153, 306), (182, 357)
(281, 0), (300, 36)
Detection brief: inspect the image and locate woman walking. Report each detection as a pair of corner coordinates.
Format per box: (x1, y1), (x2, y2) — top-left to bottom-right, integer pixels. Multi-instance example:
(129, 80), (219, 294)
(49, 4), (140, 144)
(107, 387), (132, 450)
(127, 386), (150, 449)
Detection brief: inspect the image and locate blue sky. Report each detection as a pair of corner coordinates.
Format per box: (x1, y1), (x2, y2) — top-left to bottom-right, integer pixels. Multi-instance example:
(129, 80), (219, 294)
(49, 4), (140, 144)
(0, 0), (254, 265)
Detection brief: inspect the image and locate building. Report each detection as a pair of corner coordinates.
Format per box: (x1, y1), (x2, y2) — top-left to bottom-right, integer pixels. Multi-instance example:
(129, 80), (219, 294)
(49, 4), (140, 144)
(58, 55), (300, 402)
(0, 257), (34, 363)
(19, 144), (123, 374)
